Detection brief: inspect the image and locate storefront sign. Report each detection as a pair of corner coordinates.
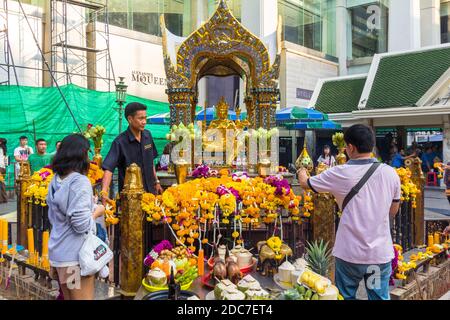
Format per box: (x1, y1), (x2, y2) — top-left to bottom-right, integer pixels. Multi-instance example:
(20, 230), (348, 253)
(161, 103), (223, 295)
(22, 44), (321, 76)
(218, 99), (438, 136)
(131, 71), (167, 86)
(296, 88), (313, 100)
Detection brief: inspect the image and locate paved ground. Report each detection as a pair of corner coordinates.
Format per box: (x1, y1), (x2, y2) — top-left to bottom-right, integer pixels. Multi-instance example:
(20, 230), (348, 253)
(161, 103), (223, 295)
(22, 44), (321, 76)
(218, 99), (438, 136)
(424, 186), (450, 220)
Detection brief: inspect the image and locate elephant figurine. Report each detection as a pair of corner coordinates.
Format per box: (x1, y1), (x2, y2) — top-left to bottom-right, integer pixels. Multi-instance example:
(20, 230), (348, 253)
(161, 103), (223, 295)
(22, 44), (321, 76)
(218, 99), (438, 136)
(256, 240), (293, 276)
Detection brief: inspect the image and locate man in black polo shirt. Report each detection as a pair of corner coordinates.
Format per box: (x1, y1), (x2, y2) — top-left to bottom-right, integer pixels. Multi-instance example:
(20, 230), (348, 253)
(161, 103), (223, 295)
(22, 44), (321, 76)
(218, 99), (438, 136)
(100, 102), (163, 200)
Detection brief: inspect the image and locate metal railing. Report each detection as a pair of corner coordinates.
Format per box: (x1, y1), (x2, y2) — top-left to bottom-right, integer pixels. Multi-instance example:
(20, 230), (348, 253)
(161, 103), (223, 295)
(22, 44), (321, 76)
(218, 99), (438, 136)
(391, 201), (414, 252)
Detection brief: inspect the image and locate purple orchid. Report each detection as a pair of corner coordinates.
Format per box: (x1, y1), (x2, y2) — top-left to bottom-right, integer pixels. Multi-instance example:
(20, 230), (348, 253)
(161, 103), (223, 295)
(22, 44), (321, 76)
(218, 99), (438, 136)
(216, 185), (241, 202)
(389, 246), (399, 286)
(39, 170), (52, 181)
(144, 240), (173, 267)
(191, 164), (211, 178)
(264, 175), (291, 196)
(232, 172), (249, 182)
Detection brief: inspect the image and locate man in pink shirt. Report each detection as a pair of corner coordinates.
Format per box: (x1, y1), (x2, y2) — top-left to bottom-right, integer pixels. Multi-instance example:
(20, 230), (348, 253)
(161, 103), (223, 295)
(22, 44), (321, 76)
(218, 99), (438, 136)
(298, 124), (401, 300)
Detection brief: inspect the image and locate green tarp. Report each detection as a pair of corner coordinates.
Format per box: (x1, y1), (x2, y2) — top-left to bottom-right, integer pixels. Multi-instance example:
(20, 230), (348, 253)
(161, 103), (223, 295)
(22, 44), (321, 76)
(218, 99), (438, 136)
(0, 84), (170, 185)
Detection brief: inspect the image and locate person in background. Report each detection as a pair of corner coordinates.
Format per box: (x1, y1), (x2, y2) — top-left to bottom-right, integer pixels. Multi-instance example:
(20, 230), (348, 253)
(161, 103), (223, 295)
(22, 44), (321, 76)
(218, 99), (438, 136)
(50, 141), (62, 159)
(47, 134), (105, 300)
(28, 139), (53, 173)
(316, 145), (336, 167)
(298, 124), (401, 300)
(432, 144), (442, 163)
(390, 145), (404, 168)
(421, 145), (435, 173)
(390, 145), (415, 168)
(158, 142), (172, 171)
(14, 136), (33, 179)
(444, 162), (450, 205)
(444, 224), (450, 236)
(0, 138), (8, 203)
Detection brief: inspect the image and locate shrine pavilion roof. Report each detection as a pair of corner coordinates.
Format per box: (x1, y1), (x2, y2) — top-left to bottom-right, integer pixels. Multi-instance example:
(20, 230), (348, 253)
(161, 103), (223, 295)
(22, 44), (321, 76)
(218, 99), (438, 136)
(313, 75), (367, 114)
(363, 45), (450, 110)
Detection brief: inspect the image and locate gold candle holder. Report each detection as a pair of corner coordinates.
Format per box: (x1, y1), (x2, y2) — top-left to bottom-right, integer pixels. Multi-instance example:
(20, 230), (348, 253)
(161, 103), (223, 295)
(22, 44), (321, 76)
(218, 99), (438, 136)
(257, 161), (271, 177)
(336, 148), (347, 165)
(175, 163), (189, 185)
(93, 147), (103, 168)
(27, 250), (36, 266)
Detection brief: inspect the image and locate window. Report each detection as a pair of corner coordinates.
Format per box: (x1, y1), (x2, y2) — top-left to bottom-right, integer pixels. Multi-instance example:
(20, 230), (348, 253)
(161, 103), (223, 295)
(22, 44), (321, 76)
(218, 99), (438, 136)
(207, 0), (241, 21)
(348, 1), (389, 59)
(108, 0), (129, 30)
(105, 0), (191, 37)
(442, 1), (450, 44)
(278, 0), (336, 57)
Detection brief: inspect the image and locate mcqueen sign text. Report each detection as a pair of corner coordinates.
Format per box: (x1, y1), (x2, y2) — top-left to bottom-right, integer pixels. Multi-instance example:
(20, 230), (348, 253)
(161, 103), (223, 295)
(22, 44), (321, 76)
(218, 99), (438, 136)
(132, 71), (167, 86)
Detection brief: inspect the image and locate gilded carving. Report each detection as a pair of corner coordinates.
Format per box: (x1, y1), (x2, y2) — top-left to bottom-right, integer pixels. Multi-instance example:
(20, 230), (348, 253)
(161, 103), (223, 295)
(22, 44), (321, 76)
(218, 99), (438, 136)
(161, 0), (281, 129)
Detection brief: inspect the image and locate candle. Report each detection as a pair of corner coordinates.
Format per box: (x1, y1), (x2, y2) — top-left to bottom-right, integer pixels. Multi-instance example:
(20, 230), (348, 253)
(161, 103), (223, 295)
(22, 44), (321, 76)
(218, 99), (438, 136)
(434, 232), (440, 245)
(197, 249), (204, 276)
(2, 219), (8, 253)
(27, 228), (34, 254)
(42, 231), (49, 257)
(427, 234), (434, 247)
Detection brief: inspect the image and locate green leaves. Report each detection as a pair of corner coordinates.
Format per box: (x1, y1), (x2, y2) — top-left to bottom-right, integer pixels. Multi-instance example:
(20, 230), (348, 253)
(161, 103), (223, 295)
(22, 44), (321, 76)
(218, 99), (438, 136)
(305, 239), (332, 277)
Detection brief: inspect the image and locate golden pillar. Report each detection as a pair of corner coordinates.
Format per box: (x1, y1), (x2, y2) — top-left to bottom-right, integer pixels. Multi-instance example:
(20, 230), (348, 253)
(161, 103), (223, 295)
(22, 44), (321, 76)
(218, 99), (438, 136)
(244, 96), (256, 130)
(119, 164), (145, 297)
(251, 88), (279, 129)
(312, 192), (336, 281)
(167, 88), (194, 126)
(17, 161), (31, 248)
(311, 192), (336, 247)
(405, 157), (425, 246)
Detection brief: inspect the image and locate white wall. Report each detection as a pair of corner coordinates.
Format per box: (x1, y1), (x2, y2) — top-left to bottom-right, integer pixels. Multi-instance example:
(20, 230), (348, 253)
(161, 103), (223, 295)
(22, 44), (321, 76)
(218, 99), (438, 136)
(0, 2), (42, 86)
(388, 0), (421, 52)
(96, 25), (168, 103)
(241, 0), (278, 38)
(281, 42), (338, 109)
(421, 0), (442, 47)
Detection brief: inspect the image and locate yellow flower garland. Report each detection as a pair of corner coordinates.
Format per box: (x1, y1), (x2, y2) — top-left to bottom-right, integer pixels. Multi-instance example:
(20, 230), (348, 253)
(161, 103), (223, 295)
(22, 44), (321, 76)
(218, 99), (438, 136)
(24, 168), (54, 207)
(141, 175), (304, 253)
(395, 168), (419, 209)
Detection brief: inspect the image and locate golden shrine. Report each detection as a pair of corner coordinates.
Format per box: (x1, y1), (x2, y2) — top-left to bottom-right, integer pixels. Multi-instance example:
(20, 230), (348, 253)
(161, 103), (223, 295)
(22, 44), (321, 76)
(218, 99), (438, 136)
(161, 0), (281, 129)
(201, 96), (248, 167)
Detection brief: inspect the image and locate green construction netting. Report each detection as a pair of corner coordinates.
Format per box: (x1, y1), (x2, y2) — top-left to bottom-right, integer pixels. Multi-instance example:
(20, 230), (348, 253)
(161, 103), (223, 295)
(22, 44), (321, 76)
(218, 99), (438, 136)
(0, 84), (171, 187)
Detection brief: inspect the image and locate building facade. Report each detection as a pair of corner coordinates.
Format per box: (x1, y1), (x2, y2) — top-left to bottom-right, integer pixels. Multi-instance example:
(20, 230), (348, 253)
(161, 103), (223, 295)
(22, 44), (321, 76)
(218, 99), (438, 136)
(1, 0), (450, 164)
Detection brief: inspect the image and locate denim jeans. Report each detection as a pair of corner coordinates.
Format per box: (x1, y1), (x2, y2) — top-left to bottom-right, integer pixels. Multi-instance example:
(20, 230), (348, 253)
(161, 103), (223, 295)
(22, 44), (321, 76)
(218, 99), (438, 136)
(335, 257), (392, 300)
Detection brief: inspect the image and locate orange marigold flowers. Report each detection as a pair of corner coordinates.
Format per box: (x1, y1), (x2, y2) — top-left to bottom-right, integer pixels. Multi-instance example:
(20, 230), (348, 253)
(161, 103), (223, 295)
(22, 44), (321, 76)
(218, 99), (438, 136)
(243, 217), (251, 224)
(141, 175), (305, 237)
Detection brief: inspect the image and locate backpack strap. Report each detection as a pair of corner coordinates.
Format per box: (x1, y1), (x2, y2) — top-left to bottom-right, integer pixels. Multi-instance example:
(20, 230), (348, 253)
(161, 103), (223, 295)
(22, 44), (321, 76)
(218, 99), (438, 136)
(341, 162), (381, 212)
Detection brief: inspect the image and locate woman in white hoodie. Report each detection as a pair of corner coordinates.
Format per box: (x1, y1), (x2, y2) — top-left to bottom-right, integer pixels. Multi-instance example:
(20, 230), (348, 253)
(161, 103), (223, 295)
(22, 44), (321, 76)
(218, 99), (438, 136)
(47, 134), (105, 300)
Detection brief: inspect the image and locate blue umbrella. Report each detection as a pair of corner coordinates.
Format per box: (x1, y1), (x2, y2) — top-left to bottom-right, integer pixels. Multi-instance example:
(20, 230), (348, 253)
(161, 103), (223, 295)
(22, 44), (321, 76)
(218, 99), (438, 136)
(195, 107), (238, 121)
(286, 120), (341, 130)
(147, 112), (170, 124)
(276, 106), (325, 122)
(276, 107), (296, 121)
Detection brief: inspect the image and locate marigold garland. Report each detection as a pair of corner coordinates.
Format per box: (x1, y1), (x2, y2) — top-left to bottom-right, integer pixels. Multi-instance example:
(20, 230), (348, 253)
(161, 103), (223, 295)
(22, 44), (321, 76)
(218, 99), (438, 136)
(395, 168), (419, 209)
(24, 167), (54, 207)
(25, 162), (104, 208)
(141, 174), (304, 253)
